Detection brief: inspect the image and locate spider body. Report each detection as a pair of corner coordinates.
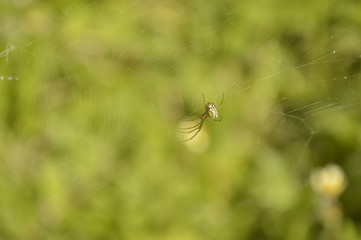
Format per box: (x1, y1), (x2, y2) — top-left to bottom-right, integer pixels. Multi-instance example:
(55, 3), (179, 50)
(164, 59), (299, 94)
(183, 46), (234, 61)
(177, 93), (223, 142)
(205, 103), (219, 119)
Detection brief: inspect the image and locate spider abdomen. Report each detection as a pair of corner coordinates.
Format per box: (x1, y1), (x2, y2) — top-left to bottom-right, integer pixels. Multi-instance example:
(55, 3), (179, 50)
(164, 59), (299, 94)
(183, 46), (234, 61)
(206, 103), (218, 119)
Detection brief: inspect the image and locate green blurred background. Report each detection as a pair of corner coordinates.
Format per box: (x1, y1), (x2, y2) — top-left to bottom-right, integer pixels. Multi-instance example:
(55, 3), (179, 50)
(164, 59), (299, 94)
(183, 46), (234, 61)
(1, 0), (361, 239)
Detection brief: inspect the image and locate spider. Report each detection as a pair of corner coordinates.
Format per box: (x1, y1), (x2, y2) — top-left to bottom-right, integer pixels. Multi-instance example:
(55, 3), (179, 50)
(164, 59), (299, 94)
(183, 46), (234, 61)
(177, 93), (224, 142)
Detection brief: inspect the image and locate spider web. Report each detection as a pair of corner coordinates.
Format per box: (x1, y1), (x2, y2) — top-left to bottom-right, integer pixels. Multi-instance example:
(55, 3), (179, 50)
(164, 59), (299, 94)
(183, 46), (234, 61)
(1, 0), (361, 238)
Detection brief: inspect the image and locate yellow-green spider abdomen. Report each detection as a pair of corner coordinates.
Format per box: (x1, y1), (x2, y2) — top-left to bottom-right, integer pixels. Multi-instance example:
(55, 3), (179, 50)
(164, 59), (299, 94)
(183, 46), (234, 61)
(206, 103), (218, 119)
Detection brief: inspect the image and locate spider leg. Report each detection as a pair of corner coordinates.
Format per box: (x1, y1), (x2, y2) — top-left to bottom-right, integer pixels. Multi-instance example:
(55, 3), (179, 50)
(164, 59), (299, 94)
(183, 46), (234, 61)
(176, 124), (201, 133)
(177, 128), (200, 134)
(178, 120), (204, 142)
(177, 121), (202, 130)
(219, 93), (224, 106)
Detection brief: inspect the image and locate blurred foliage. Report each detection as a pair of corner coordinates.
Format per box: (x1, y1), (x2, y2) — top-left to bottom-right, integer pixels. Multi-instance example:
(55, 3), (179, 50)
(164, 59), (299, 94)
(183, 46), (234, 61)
(0, 0), (361, 239)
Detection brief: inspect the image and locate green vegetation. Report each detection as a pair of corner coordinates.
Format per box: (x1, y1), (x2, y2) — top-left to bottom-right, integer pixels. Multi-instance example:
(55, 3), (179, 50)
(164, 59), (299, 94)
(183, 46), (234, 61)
(0, 0), (360, 239)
